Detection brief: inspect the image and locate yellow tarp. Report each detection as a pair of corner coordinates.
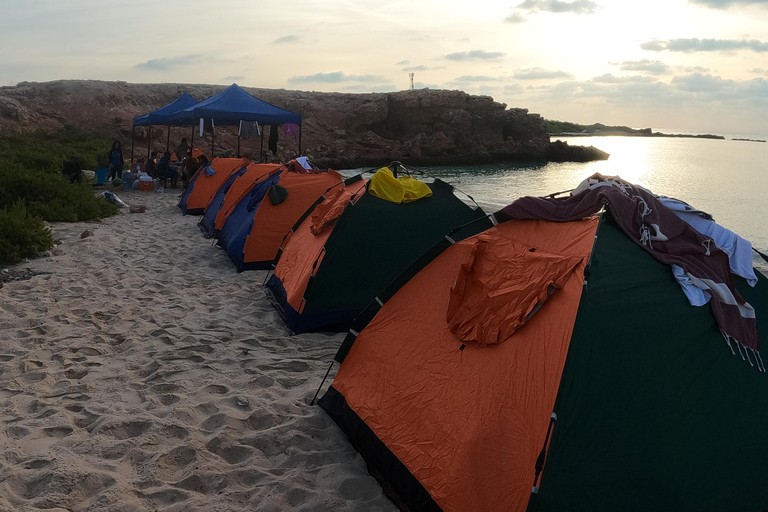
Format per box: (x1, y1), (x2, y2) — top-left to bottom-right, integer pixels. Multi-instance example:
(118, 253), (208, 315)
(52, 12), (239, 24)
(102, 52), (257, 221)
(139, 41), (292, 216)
(368, 167), (433, 204)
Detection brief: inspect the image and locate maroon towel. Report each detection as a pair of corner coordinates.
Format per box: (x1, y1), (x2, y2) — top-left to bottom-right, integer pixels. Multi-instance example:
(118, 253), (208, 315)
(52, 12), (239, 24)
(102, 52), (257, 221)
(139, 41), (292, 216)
(495, 175), (759, 353)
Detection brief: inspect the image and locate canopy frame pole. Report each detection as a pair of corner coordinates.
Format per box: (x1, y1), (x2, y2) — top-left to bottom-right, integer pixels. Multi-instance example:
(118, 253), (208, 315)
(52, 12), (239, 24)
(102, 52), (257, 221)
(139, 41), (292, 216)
(190, 125), (195, 153)
(298, 124), (302, 157)
(130, 125), (135, 162)
(237, 131), (241, 158)
(260, 130), (264, 162)
(146, 126), (152, 164)
(166, 125), (171, 153)
(211, 120), (215, 157)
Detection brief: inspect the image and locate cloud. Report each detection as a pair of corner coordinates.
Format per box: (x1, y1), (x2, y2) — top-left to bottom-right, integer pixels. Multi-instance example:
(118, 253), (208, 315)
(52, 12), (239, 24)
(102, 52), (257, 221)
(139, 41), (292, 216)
(340, 84), (397, 93)
(413, 82), (440, 89)
(513, 67), (573, 79)
(273, 35), (300, 44)
(591, 74), (658, 84)
(670, 72), (734, 93)
(504, 12), (528, 22)
(403, 65), (429, 72)
(527, 73), (768, 114)
(641, 38), (768, 52)
(134, 54), (204, 71)
(517, 0), (599, 14)
(750, 67), (768, 74)
(452, 75), (504, 82)
(614, 59), (670, 75)
(396, 60), (410, 66)
(222, 75), (245, 82)
(679, 65), (711, 73)
(287, 71), (388, 84)
(689, 0), (768, 9)
(445, 50), (506, 61)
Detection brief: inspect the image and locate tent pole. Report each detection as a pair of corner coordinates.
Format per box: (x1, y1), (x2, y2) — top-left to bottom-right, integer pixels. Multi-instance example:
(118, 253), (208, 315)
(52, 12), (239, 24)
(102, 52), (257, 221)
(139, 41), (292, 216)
(130, 125), (135, 162)
(166, 125), (171, 152)
(260, 131), (264, 162)
(211, 121), (215, 157)
(190, 125), (195, 152)
(146, 126), (152, 163)
(298, 124), (302, 156)
(310, 361), (335, 406)
(237, 133), (241, 158)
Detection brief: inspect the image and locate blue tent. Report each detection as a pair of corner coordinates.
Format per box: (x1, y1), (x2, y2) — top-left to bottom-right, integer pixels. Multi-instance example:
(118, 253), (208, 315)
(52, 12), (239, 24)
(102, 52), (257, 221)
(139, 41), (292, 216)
(169, 84), (301, 126)
(131, 93), (199, 162)
(133, 93), (198, 126)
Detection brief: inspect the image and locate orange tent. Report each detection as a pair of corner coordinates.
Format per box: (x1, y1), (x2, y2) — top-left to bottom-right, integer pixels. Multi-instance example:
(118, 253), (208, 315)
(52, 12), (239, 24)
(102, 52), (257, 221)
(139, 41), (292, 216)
(199, 162), (285, 238)
(217, 170), (343, 271)
(320, 217), (598, 512)
(177, 157), (249, 215)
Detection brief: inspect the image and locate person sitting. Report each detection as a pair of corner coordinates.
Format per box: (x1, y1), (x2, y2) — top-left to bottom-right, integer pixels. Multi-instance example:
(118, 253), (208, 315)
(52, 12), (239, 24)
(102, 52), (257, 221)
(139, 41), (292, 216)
(145, 151), (158, 178)
(156, 151), (179, 188)
(62, 158), (82, 183)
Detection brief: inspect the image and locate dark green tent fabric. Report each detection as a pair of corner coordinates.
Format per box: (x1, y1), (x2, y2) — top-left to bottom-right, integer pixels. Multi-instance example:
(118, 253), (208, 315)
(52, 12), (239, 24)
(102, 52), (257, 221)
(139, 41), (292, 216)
(531, 215), (768, 512)
(302, 179), (489, 318)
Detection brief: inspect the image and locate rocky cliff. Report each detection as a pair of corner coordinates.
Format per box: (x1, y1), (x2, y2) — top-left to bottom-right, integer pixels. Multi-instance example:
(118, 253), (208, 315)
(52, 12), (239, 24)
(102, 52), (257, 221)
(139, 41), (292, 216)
(0, 80), (606, 168)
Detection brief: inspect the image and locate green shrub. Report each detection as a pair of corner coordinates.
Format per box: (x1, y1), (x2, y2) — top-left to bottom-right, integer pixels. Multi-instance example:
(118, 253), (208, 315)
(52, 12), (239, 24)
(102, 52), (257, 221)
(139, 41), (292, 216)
(0, 127), (114, 172)
(0, 164), (118, 222)
(0, 202), (56, 265)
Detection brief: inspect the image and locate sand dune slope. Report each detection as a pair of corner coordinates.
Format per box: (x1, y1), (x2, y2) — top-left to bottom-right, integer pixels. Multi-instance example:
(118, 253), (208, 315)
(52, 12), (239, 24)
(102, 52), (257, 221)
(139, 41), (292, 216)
(0, 190), (396, 512)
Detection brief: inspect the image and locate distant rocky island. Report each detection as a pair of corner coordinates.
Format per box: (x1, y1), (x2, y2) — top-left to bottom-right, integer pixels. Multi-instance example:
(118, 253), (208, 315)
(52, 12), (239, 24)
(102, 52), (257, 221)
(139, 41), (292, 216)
(546, 121), (733, 140)
(0, 80), (608, 169)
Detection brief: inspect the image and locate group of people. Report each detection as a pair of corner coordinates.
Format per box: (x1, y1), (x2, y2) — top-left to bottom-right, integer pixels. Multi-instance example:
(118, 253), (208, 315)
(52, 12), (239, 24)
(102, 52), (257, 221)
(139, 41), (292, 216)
(107, 138), (208, 190)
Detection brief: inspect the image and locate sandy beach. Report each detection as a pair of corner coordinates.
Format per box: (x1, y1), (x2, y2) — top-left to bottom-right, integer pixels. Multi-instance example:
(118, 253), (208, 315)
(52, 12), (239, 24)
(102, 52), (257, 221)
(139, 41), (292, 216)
(0, 189), (397, 511)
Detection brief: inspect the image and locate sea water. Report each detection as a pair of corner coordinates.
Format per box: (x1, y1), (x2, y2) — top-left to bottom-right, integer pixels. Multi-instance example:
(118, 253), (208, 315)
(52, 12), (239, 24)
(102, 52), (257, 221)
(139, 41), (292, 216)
(406, 134), (768, 255)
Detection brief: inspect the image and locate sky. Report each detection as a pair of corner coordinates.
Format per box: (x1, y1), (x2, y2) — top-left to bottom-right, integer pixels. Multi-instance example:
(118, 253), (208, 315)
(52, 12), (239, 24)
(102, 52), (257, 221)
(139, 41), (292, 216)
(2, 0), (768, 135)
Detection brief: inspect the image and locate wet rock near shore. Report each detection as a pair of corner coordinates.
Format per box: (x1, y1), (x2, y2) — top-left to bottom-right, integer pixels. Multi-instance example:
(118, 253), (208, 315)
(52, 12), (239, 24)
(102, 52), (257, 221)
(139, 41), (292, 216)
(546, 140), (610, 163)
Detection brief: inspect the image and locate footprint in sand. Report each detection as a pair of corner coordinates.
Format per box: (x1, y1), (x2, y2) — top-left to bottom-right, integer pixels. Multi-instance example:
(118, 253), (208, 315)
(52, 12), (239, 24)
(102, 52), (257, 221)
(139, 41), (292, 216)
(206, 435), (253, 464)
(64, 368), (88, 380)
(203, 384), (228, 395)
(96, 419), (152, 440)
(7, 425), (30, 439)
(153, 445), (197, 482)
(140, 488), (190, 507)
(42, 426), (73, 438)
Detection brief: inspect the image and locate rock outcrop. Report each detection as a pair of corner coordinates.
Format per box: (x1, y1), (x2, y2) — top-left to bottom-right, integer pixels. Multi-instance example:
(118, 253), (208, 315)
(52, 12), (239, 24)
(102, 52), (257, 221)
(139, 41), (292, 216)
(0, 80), (606, 168)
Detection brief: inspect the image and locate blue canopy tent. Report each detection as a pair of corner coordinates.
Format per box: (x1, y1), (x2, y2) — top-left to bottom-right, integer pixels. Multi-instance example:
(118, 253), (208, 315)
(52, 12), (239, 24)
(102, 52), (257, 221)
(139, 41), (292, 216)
(169, 84), (303, 160)
(131, 93), (198, 162)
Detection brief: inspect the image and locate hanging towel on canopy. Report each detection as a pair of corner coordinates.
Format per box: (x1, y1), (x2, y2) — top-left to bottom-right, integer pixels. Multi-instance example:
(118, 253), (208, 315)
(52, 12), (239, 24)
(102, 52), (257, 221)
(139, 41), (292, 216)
(239, 121), (261, 138)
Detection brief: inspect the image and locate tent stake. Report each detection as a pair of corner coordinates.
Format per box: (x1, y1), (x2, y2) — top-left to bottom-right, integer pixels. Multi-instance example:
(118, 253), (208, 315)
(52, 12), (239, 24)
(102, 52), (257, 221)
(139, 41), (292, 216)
(311, 361), (335, 406)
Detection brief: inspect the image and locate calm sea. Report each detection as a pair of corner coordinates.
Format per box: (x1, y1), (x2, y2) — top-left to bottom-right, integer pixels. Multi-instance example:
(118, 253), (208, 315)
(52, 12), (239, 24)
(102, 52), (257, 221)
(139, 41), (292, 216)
(402, 134), (768, 256)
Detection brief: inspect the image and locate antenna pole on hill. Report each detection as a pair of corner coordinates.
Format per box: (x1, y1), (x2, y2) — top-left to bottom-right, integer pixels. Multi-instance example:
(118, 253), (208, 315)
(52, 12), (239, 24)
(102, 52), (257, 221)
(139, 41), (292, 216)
(409, 73), (414, 90)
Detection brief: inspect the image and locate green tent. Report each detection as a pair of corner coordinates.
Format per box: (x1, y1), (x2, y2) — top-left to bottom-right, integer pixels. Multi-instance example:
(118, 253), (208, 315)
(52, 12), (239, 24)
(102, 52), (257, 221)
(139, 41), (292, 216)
(319, 209), (768, 512)
(266, 176), (491, 334)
